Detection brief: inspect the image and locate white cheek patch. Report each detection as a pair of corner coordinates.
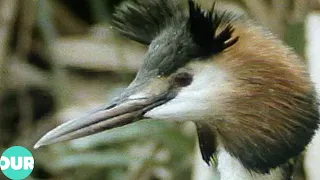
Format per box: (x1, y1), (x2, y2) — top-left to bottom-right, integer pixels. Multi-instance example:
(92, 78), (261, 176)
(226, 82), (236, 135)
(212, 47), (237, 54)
(145, 64), (228, 122)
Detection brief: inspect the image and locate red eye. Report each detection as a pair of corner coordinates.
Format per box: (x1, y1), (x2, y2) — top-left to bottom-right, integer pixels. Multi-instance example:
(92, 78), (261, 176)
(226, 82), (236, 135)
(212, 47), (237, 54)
(173, 72), (193, 87)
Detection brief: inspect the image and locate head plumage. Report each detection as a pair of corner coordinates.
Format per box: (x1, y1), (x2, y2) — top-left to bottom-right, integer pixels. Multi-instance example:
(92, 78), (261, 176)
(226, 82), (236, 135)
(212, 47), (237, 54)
(113, 0), (238, 56)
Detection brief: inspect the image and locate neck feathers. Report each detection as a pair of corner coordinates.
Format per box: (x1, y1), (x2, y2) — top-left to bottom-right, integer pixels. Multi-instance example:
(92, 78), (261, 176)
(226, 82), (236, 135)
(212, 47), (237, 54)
(216, 147), (298, 180)
(195, 22), (319, 175)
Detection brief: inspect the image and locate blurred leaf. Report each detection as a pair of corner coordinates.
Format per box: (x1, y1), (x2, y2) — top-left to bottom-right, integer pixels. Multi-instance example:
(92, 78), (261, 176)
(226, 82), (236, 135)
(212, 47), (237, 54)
(89, 0), (109, 22)
(284, 23), (306, 57)
(51, 151), (131, 171)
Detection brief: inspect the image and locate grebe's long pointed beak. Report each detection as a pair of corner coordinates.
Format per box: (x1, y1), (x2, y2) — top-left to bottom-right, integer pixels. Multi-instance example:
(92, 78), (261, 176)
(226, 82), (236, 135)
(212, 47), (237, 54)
(34, 81), (174, 149)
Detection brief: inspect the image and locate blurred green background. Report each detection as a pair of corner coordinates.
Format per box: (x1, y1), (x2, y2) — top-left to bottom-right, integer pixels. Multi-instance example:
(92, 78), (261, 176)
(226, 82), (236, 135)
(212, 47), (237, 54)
(0, 0), (319, 179)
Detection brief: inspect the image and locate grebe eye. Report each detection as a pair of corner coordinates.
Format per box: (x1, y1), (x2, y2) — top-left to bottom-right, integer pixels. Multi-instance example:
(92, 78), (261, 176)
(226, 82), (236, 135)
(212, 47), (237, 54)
(173, 72), (193, 87)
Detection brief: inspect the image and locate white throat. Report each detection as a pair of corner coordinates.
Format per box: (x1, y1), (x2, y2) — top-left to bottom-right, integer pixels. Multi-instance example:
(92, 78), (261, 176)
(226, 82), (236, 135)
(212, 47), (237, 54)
(217, 147), (284, 180)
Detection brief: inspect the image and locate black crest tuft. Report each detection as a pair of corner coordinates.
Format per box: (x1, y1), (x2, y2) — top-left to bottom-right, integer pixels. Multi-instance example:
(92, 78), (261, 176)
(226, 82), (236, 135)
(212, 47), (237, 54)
(188, 0), (239, 55)
(113, 0), (238, 56)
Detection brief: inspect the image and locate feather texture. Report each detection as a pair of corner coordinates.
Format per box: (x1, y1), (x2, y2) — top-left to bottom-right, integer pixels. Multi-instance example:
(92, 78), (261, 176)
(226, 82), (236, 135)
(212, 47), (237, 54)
(113, 0), (238, 57)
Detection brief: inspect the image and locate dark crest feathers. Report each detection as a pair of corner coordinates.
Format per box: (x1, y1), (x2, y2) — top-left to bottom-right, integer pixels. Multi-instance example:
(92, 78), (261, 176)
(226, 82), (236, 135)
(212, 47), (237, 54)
(195, 122), (218, 165)
(112, 0), (183, 45)
(113, 0), (238, 55)
(188, 0), (238, 54)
